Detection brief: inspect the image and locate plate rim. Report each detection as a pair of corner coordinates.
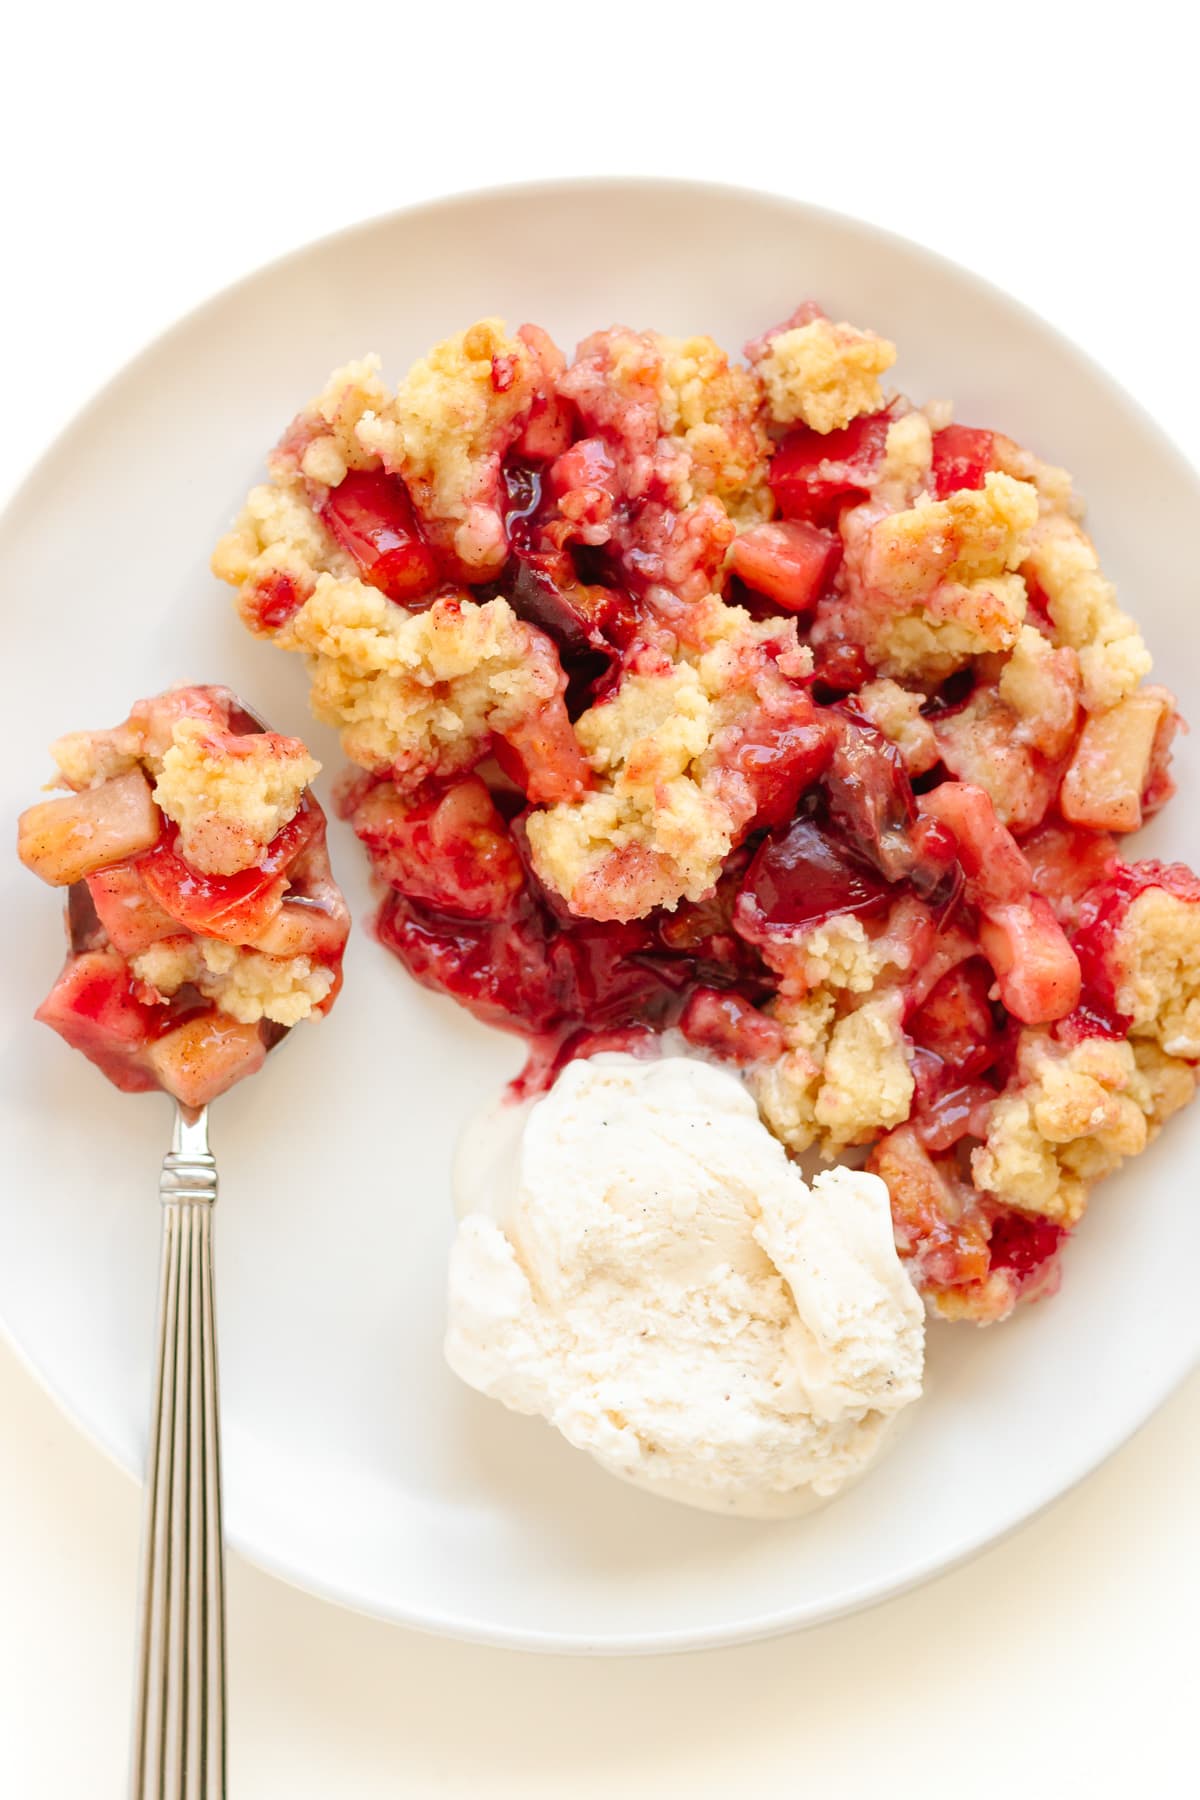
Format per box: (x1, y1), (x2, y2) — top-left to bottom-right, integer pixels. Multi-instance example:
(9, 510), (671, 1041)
(3, 174), (1198, 1654)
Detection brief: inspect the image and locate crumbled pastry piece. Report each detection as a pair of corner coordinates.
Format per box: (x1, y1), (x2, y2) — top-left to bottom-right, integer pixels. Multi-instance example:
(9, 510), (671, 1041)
(525, 663), (733, 919)
(272, 355), (394, 490)
(49, 684), (236, 790)
(153, 719), (318, 875)
(768, 915), (890, 995)
(357, 319), (543, 575)
(560, 326), (770, 518)
(815, 991), (914, 1146)
(1130, 1037), (1198, 1127)
(757, 896), (934, 1003)
(854, 678), (939, 774)
(866, 472), (1038, 594)
(990, 433), (1081, 518)
(1021, 513), (1151, 710)
(133, 937), (335, 1027)
(752, 316), (896, 434)
(875, 413), (933, 505)
(833, 472), (1038, 682)
(49, 727), (142, 791)
(284, 584), (585, 800)
(526, 609), (820, 919)
(933, 684), (1062, 832)
(748, 992), (835, 1154)
(1107, 885), (1200, 1057)
(212, 481), (349, 634)
(997, 625), (1082, 755)
(751, 987), (913, 1156)
(655, 334), (773, 518)
(971, 1032), (1151, 1225)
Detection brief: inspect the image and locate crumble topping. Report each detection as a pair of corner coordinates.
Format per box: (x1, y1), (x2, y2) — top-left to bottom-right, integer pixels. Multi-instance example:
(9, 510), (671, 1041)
(1109, 886), (1200, 1057)
(854, 679), (938, 775)
(153, 719), (318, 875)
(210, 300), (1198, 1327)
(1021, 513), (1151, 710)
(286, 584), (584, 799)
(972, 1032), (1150, 1225)
(752, 316), (896, 434)
(832, 472), (1038, 681)
(525, 608), (813, 918)
(357, 320), (542, 574)
(751, 988), (913, 1155)
(132, 936), (335, 1027)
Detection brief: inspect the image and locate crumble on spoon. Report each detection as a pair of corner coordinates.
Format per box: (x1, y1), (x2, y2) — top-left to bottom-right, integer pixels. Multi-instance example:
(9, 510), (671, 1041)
(18, 683), (349, 1107)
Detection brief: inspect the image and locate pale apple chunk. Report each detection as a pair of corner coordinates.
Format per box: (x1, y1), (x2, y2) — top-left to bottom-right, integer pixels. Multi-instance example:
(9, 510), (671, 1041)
(1060, 688), (1170, 833)
(146, 1013), (266, 1108)
(86, 865), (178, 957)
(18, 769), (161, 886)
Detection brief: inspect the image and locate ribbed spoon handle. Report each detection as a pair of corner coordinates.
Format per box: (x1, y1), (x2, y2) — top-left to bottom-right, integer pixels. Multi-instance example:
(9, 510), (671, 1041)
(129, 1106), (226, 1800)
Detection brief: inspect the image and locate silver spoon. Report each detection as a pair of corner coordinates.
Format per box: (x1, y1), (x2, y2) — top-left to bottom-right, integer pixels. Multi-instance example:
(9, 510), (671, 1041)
(130, 1094), (226, 1800)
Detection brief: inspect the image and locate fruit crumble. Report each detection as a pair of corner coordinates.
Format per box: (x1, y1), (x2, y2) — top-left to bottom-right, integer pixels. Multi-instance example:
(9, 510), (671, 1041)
(213, 305), (1198, 1323)
(18, 684), (349, 1108)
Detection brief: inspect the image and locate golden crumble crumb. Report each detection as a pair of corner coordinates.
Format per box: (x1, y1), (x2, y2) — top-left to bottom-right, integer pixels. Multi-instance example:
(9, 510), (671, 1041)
(751, 987), (912, 1156)
(154, 719), (318, 875)
(286, 583), (574, 789)
(133, 937), (334, 1027)
(876, 413), (933, 503)
(838, 472), (1038, 682)
(867, 473), (1038, 594)
(990, 433), (1081, 518)
(996, 625), (1082, 756)
(656, 334), (772, 518)
(814, 991), (914, 1147)
(276, 356), (394, 489)
(933, 684), (1059, 831)
(356, 319), (538, 574)
(971, 1031), (1150, 1225)
(211, 481), (351, 635)
(1021, 513), (1151, 710)
(525, 664), (734, 919)
(855, 679), (939, 774)
(1129, 1039), (1197, 1129)
(754, 318), (896, 434)
(1110, 886), (1200, 1058)
(526, 606), (816, 920)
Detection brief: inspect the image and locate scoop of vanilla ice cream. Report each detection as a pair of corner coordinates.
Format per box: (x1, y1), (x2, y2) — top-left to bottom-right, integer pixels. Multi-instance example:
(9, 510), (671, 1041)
(445, 1054), (925, 1518)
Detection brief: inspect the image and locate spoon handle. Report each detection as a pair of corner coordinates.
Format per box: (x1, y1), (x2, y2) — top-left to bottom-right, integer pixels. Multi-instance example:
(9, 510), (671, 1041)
(129, 1106), (226, 1800)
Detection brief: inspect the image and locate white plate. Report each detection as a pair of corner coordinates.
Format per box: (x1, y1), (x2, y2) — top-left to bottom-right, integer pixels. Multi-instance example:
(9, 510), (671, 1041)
(2, 179), (1199, 1654)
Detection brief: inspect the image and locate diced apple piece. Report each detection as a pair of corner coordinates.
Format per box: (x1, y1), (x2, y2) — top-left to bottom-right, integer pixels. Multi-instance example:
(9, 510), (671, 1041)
(1060, 688), (1171, 833)
(18, 770), (161, 886)
(978, 895), (1081, 1024)
(729, 519), (841, 613)
(146, 1012), (266, 1108)
(86, 865), (179, 957)
(34, 948), (159, 1093)
(917, 781), (1031, 907)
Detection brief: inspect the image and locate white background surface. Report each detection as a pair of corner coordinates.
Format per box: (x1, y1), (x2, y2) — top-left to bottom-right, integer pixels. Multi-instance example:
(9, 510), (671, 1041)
(2, 3), (1197, 1793)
